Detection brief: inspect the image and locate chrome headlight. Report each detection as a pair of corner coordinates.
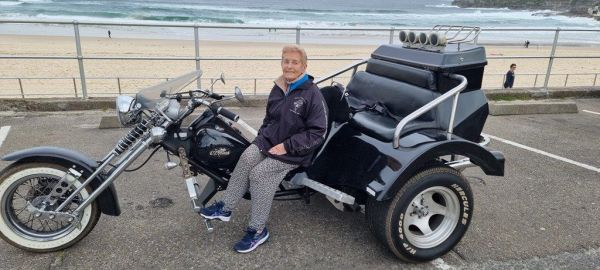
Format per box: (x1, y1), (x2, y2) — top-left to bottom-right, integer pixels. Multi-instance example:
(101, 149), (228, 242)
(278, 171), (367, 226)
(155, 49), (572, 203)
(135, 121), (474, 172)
(164, 99), (182, 120)
(116, 95), (141, 127)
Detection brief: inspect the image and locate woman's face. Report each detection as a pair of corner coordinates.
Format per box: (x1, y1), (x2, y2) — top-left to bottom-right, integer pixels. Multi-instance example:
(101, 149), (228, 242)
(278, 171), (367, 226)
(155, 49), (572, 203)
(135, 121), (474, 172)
(281, 51), (307, 82)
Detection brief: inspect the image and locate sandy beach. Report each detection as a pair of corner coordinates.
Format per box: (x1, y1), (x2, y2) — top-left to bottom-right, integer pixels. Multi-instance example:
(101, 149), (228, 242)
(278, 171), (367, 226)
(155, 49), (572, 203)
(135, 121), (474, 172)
(1, 34), (600, 98)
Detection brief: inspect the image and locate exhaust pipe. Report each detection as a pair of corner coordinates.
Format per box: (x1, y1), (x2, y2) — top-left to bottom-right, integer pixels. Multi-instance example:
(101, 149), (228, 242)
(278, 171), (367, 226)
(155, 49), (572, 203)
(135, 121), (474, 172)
(429, 32), (447, 47)
(399, 30), (410, 43)
(408, 31), (418, 44)
(400, 30), (448, 48)
(418, 32), (430, 45)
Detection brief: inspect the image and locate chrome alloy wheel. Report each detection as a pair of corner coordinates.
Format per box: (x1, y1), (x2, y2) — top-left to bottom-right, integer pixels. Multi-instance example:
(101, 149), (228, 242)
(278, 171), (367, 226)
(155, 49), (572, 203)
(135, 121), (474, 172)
(402, 186), (460, 249)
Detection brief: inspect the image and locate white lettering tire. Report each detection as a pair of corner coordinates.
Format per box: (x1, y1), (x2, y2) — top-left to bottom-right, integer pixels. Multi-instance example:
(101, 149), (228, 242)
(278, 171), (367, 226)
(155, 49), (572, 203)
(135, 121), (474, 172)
(366, 167), (474, 263)
(0, 162), (101, 252)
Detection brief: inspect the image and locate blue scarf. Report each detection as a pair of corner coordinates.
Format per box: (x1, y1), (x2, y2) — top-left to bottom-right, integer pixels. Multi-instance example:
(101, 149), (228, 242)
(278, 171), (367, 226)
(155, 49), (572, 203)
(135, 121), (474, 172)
(287, 74), (309, 96)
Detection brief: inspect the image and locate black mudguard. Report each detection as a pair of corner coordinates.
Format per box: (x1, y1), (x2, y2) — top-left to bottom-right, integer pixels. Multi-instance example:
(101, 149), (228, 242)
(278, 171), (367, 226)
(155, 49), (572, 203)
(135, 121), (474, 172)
(306, 124), (504, 202)
(1, 147), (121, 216)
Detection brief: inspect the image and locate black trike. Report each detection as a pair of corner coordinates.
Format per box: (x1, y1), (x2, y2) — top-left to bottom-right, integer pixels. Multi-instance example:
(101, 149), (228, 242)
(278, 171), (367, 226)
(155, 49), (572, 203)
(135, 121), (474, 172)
(0, 26), (503, 263)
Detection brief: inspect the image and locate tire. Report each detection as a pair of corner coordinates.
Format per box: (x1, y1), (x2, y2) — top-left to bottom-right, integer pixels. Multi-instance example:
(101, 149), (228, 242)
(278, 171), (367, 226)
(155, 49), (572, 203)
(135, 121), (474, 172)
(366, 167), (473, 263)
(0, 162), (101, 252)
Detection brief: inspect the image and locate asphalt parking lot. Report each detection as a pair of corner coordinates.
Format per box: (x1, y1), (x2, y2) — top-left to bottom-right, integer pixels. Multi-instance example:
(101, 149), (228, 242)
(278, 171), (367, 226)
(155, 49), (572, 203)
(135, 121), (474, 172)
(0, 99), (599, 270)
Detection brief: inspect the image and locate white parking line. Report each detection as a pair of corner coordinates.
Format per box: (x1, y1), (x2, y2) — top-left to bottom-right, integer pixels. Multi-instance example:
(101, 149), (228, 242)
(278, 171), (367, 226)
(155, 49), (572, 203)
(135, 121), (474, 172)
(0, 126), (11, 149)
(582, 110), (600, 116)
(484, 133), (600, 173)
(431, 258), (454, 270)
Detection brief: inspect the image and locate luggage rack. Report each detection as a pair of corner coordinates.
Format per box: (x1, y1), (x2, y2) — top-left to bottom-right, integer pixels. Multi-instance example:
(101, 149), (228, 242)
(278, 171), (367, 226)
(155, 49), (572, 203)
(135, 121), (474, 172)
(432, 25), (481, 45)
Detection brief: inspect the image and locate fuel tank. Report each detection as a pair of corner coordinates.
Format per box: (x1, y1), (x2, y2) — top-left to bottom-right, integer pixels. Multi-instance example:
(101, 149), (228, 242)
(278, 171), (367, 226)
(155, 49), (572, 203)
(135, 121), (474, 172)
(190, 113), (250, 174)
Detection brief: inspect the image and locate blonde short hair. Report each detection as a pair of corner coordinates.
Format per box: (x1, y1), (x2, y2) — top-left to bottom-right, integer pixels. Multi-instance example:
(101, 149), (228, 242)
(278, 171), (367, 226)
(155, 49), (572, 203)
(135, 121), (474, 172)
(282, 44), (308, 65)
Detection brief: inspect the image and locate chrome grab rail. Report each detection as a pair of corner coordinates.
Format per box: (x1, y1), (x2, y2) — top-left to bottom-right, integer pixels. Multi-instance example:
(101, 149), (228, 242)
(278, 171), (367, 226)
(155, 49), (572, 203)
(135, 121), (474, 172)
(393, 74), (468, 148)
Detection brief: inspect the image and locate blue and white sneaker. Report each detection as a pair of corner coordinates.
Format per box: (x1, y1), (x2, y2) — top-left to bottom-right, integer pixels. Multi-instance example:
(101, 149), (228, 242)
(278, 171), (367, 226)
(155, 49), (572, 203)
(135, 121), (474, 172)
(199, 201), (231, 221)
(234, 227), (270, 253)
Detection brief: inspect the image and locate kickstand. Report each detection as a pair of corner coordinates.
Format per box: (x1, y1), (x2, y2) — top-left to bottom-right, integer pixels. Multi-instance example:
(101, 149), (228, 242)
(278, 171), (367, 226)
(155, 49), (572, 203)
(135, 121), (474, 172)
(303, 187), (311, 205)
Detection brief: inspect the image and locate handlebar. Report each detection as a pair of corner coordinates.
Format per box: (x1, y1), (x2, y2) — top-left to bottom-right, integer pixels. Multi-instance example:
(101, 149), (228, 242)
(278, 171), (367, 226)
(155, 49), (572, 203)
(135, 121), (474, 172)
(169, 96), (256, 137)
(162, 89), (224, 101)
(216, 107), (239, 122)
(208, 92), (224, 100)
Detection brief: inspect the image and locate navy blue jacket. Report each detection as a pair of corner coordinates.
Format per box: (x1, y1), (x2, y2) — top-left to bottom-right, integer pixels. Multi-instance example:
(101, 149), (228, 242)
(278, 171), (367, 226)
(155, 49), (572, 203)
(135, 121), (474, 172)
(504, 70), (514, 88)
(253, 75), (328, 167)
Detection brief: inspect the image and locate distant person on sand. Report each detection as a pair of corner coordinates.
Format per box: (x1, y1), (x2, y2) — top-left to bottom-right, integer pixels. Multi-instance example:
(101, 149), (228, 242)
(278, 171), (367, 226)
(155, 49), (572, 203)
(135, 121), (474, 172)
(525, 40), (530, 48)
(503, 63), (516, 88)
(108, 30), (111, 38)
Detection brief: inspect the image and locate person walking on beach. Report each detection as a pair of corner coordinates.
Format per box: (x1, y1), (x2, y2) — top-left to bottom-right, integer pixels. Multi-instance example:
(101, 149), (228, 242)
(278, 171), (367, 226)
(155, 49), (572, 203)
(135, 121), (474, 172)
(525, 40), (530, 48)
(200, 44), (328, 253)
(504, 63), (516, 88)
(108, 30), (111, 38)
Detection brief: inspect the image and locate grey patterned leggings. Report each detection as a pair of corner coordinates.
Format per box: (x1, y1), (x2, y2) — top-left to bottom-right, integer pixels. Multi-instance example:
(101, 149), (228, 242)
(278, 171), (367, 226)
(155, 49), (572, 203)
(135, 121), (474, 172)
(221, 144), (298, 231)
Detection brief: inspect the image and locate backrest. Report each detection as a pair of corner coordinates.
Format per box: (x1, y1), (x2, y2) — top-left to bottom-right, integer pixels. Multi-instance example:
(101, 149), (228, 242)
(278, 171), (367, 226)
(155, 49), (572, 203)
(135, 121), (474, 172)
(366, 58), (437, 91)
(346, 70), (440, 121)
(304, 84), (351, 167)
(320, 84), (350, 129)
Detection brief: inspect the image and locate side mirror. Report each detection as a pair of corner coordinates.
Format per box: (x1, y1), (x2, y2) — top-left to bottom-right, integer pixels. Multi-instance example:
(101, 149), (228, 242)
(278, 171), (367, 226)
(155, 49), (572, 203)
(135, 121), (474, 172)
(209, 73), (226, 94)
(234, 86), (245, 103)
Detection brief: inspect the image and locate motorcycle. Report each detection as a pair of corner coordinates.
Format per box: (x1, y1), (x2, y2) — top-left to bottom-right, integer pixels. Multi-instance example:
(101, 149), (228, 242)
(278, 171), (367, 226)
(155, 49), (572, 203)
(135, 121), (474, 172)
(0, 26), (504, 263)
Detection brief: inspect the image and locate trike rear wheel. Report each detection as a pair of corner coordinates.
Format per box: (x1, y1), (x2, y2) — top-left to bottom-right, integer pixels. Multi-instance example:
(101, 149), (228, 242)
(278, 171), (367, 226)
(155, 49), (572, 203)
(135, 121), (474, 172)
(366, 166), (473, 263)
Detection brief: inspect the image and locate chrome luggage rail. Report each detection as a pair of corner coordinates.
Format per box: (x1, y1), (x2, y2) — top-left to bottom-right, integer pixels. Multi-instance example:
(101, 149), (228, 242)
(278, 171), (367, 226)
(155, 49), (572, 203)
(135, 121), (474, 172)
(393, 74), (468, 148)
(432, 25), (482, 44)
(315, 61), (469, 149)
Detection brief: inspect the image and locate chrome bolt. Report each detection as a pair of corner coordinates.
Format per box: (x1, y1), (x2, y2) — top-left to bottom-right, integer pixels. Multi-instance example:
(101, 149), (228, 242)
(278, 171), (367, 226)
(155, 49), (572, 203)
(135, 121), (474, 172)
(34, 213), (42, 218)
(49, 215), (55, 220)
(68, 217), (74, 222)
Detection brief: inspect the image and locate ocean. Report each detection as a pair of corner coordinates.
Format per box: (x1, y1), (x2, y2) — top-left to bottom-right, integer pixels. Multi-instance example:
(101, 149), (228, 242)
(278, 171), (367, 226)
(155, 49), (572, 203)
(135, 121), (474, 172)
(1, 0), (599, 44)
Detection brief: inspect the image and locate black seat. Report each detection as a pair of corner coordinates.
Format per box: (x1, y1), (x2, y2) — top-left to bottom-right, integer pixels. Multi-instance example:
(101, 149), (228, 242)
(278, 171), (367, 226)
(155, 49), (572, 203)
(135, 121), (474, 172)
(283, 84), (350, 178)
(345, 59), (443, 142)
(320, 84), (350, 131)
(350, 111), (439, 142)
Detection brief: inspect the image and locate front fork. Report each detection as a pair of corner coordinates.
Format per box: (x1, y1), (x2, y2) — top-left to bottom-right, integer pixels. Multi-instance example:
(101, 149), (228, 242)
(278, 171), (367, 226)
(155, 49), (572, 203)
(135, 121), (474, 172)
(37, 135), (155, 225)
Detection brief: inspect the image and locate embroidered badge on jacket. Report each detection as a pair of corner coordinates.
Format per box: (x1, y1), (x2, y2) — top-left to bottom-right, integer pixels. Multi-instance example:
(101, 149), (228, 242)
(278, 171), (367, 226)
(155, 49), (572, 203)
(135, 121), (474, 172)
(290, 97), (307, 115)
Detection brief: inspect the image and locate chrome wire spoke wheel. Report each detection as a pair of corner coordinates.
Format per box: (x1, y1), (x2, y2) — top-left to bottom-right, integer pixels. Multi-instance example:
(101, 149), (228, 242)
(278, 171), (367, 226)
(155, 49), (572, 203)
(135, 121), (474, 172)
(0, 163), (100, 252)
(402, 186), (460, 249)
(4, 174), (81, 241)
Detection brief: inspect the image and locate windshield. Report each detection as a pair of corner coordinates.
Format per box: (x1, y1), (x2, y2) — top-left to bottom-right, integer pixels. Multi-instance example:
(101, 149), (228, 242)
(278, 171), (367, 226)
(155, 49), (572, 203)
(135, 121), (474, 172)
(135, 70), (202, 109)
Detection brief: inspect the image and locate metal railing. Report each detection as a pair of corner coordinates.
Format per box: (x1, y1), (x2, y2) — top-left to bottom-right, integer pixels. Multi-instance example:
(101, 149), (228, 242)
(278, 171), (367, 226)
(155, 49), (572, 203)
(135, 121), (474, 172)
(493, 73), (600, 88)
(0, 76), (355, 98)
(2, 71), (597, 99)
(1, 19), (600, 99)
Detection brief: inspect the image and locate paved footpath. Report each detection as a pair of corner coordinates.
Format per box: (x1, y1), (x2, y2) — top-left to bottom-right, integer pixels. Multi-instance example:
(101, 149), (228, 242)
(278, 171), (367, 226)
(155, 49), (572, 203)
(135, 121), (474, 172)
(0, 99), (599, 269)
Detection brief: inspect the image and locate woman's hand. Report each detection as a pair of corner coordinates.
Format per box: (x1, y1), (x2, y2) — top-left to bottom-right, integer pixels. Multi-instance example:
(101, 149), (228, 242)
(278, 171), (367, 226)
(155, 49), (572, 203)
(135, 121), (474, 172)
(268, 143), (287, 155)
